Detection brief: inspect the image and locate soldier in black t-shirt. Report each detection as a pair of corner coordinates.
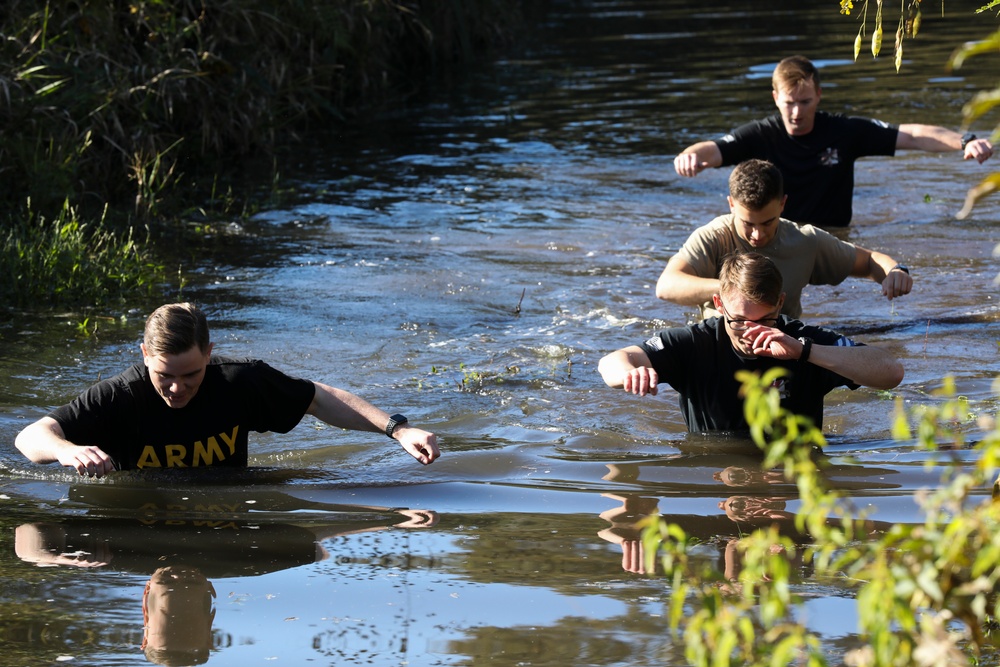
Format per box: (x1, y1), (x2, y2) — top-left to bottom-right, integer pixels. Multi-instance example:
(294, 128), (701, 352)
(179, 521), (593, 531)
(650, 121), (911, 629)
(15, 303), (440, 477)
(598, 252), (903, 433)
(673, 55), (994, 227)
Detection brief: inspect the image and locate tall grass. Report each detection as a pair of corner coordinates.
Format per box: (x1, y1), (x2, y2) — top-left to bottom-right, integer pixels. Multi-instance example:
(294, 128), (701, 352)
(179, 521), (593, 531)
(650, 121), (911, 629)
(0, 200), (165, 309)
(0, 0), (521, 219)
(0, 0), (520, 309)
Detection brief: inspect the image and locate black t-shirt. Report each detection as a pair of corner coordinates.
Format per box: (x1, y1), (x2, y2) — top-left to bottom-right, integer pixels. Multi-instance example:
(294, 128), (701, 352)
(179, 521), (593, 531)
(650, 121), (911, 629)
(640, 316), (860, 433)
(50, 356), (316, 470)
(715, 111), (899, 227)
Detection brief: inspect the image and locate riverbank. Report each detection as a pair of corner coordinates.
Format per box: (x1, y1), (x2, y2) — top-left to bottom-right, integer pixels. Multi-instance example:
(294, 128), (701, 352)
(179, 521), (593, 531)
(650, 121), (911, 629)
(0, 0), (522, 309)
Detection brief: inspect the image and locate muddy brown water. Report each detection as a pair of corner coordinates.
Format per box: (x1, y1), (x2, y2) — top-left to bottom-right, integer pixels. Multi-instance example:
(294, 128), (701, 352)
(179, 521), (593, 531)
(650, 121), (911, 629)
(1, 1), (998, 664)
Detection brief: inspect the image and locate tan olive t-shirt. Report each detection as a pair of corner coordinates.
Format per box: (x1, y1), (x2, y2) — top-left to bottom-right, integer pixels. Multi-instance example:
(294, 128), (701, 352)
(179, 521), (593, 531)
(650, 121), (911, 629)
(677, 214), (858, 319)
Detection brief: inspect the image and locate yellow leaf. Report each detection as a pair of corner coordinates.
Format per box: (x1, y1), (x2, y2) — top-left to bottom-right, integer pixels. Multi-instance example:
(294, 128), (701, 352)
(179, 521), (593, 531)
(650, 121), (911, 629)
(854, 32), (862, 61)
(894, 42), (902, 73)
(956, 173), (1000, 220)
(950, 29), (1000, 71)
(961, 87), (1000, 127)
(872, 26), (883, 58)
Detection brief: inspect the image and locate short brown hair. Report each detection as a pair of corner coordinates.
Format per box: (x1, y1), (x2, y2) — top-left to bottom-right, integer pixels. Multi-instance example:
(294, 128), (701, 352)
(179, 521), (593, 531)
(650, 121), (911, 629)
(729, 159), (784, 210)
(719, 252), (783, 307)
(144, 303), (210, 356)
(772, 55), (819, 92)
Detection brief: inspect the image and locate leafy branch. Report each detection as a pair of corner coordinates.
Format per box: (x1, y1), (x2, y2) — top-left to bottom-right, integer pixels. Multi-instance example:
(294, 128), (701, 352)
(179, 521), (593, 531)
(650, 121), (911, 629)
(642, 369), (1000, 666)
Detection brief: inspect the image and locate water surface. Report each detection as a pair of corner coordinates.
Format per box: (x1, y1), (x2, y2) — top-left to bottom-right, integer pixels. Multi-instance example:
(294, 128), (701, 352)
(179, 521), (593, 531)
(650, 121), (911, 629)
(1, 0), (998, 664)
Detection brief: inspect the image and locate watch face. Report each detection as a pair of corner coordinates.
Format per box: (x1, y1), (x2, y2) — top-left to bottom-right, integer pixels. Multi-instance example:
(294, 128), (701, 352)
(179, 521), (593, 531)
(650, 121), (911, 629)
(386, 414), (408, 437)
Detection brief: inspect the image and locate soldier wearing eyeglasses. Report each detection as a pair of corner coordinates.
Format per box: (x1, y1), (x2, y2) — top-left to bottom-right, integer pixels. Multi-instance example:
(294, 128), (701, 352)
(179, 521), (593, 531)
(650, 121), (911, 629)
(598, 252), (903, 432)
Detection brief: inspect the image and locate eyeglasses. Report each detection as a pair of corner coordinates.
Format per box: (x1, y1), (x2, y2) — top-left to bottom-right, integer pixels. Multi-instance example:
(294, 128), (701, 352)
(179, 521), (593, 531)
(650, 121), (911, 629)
(720, 304), (780, 331)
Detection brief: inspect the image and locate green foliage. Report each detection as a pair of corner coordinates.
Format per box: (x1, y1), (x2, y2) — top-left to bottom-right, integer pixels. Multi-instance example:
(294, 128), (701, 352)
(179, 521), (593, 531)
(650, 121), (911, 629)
(0, 0), (521, 219)
(0, 0), (520, 309)
(643, 370), (1000, 666)
(0, 199), (165, 309)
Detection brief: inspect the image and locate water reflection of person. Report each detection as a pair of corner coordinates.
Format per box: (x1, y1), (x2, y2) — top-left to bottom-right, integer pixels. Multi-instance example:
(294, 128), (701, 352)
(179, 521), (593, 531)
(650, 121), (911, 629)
(15, 509), (436, 665)
(142, 565), (216, 666)
(598, 491), (808, 582)
(597, 456), (889, 580)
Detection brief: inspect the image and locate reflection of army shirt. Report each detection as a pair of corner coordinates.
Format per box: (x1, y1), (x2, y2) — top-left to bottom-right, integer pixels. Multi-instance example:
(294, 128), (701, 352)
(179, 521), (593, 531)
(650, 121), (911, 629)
(51, 356), (315, 470)
(715, 111), (898, 227)
(640, 316), (859, 433)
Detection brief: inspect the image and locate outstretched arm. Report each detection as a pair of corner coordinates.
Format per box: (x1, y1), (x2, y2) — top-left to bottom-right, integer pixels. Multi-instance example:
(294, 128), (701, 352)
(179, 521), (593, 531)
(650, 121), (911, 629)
(674, 141), (724, 177)
(15, 417), (116, 478)
(306, 382), (439, 465)
(655, 255), (720, 306)
(897, 124), (994, 164)
(850, 246), (912, 301)
(742, 326), (904, 390)
(598, 346), (659, 396)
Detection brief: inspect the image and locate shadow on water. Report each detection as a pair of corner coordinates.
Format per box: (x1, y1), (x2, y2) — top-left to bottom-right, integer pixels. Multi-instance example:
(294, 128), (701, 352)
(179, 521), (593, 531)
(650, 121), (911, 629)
(1, 0), (999, 664)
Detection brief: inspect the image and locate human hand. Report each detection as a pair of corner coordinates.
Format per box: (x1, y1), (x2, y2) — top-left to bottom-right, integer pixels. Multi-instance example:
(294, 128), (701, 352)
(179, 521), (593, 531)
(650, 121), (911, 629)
(620, 539), (649, 574)
(393, 509), (439, 528)
(15, 523), (112, 567)
(57, 444), (116, 478)
(394, 427), (440, 465)
(621, 366), (659, 396)
(597, 527), (653, 574)
(741, 324), (799, 360)
(673, 152), (710, 177)
(881, 268), (913, 300)
(964, 138), (994, 164)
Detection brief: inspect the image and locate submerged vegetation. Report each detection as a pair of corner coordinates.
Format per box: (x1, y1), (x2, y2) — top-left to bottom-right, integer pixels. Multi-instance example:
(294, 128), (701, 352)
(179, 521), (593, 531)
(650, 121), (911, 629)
(642, 370), (1000, 666)
(0, 0), (521, 309)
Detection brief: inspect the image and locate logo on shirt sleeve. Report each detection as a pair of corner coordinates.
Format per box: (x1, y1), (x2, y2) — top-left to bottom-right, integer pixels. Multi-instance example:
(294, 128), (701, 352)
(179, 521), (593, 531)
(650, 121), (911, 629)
(644, 336), (665, 351)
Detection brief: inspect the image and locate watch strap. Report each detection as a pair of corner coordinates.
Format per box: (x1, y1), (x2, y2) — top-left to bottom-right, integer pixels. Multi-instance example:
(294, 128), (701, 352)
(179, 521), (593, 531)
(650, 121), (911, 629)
(385, 413), (408, 438)
(798, 337), (813, 363)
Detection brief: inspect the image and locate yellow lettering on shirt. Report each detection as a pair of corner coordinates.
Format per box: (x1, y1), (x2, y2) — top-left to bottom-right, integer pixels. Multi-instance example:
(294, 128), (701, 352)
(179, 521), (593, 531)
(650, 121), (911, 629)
(219, 426), (239, 454)
(137, 446), (162, 468)
(192, 437), (225, 466)
(135, 426), (241, 468)
(165, 445), (187, 467)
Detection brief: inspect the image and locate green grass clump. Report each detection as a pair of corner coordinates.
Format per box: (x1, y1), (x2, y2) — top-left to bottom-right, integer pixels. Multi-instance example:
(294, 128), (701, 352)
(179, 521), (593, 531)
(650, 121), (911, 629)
(0, 200), (165, 309)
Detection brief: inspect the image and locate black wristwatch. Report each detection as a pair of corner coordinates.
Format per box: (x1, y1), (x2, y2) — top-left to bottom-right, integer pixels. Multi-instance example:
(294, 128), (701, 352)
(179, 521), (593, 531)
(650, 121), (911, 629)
(797, 337), (813, 363)
(385, 413), (408, 438)
(890, 264), (909, 274)
(961, 132), (976, 150)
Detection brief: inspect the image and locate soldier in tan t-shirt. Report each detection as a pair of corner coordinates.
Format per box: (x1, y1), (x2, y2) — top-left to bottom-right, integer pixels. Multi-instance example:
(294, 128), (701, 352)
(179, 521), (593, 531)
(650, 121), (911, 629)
(657, 159), (912, 319)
